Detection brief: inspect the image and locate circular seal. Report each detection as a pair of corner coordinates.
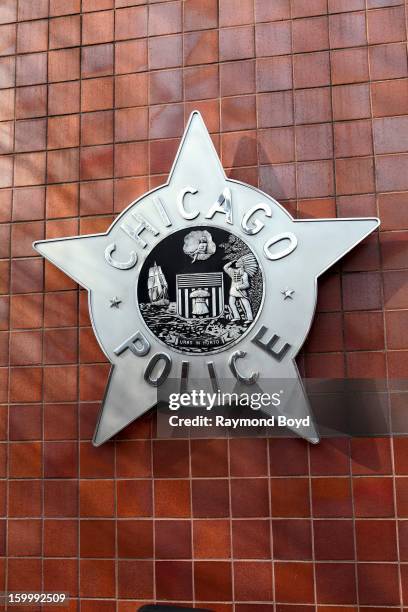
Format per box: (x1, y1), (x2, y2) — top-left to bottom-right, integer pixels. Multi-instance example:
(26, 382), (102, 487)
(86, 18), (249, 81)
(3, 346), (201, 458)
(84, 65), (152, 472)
(137, 225), (264, 354)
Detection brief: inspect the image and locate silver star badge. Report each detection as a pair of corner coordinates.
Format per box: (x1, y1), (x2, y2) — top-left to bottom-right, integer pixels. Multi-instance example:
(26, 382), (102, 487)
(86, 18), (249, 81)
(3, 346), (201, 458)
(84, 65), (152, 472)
(34, 112), (379, 446)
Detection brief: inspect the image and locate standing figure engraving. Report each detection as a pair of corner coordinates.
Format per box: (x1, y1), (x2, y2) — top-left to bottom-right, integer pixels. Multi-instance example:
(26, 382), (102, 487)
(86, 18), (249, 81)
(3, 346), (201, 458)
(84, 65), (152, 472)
(223, 254), (258, 322)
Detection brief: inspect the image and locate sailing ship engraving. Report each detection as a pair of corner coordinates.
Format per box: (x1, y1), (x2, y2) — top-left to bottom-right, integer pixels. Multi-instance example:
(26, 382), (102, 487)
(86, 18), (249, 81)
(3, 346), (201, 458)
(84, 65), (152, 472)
(147, 262), (169, 306)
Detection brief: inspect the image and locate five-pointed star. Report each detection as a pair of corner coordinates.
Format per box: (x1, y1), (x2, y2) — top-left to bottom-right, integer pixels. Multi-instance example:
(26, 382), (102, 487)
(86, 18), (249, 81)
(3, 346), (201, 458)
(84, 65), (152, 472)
(281, 288), (295, 300)
(33, 111), (379, 445)
(109, 297), (122, 308)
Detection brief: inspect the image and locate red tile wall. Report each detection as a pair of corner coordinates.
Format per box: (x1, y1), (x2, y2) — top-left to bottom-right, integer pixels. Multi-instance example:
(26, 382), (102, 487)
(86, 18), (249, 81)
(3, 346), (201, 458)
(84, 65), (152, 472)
(0, 0), (407, 609)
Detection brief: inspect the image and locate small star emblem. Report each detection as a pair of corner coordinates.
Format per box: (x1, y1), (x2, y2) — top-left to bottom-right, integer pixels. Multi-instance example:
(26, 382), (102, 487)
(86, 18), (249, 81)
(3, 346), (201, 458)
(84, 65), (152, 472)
(281, 288), (295, 300)
(109, 297), (122, 308)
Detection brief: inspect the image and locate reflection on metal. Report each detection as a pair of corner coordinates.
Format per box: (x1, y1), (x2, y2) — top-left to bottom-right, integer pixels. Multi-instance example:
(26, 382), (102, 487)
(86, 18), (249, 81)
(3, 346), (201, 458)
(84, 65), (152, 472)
(33, 111), (380, 446)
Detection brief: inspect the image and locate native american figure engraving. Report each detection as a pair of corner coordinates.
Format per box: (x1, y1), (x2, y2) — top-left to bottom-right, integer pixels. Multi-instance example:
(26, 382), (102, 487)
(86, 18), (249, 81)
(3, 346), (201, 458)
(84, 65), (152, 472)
(223, 253), (258, 322)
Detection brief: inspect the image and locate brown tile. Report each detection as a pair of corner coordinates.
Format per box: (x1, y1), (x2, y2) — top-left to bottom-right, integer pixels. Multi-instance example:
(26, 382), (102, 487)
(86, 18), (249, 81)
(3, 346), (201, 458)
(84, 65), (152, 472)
(80, 144), (113, 180)
(0, 0), (16, 24)
(316, 563), (357, 604)
(44, 479), (77, 517)
(12, 257), (44, 294)
(335, 157), (375, 195)
(193, 519), (231, 559)
(358, 563), (400, 605)
(81, 76), (114, 112)
(9, 441), (42, 477)
(314, 519), (354, 560)
(150, 68), (182, 104)
(271, 478), (309, 517)
(17, 19), (48, 53)
(46, 183), (78, 218)
(156, 560), (192, 601)
(222, 130), (257, 167)
(192, 479), (229, 518)
(295, 123), (333, 161)
(9, 480), (42, 517)
(49, 14), (80, 48)
(356, 519), (397, 561)
(44, 403), (77, 441)
(83, 0), (113, 9)
(221, 95), (256, 131)
(220, 25), (254, 61)
(10, 330), (42, 365)
(369, 42), (408, 80)
(232, 519), (271, 559)
(48, 47), (79, 83)
(80, 560), (115, 598)
(80, 480), (114, 518)
(257, 91), (293, 128)
(377, 154), (408, 192)
(294, 87), (331, 124)
(329, 11), (367, 47)
(353, 476), (394, 517)
(0, 56), (15, 89)
(80, 180), (113, 216)
(14, 118), (46, 153)
(219, 0), (253, 26)
(293, 16), (329, 52)
(230, 439), (267, 476)
(256, 20), (291, 56)
(19, 0), (48, 20)
(44, 519), (77, 557)
(367, 6), (405, 44)
(114, 176), (149, 212)
(82, 10), (114, 46)
(235, 561), (273, 601)
(184, 0), (218, 31)
(334, 119), (372, 157)
(194, 561), (232, 601)
(275, 561), (314, 603)
(152, 440), (189, 478)
(118, 560), (153, 599)
(81, 110), (113, 146)
(258, 126), (294, 164)
(16, 52), (47, 87)
(47, 148), (79, 183)
(273, 519), (312, 560)
(118, 520), (153, 558)
(48, 114), (79, 149)
(117, 479), (152, 518)
(116, 440), (151, 477)
(154, 480), (191, 518)
(8, 518), (42, 556)
(155, 520), (191, 559)
(50, 0), (80, 16)
(115, 73), (148, 108)
(116, 6), (147, 39)
(297, 160), (334, 198)
(331, 46), (369, 84)
(0, 121), (13, 154)
(184, 29), (218, 65)
(0, 23), (15, 56)
(294, 51), (330, 88)
(81, 43), (113, 78)
(149, 33), (182, 69)
(0, 156), (13, 188)
(186, 63), (219, 100)
(8, 559), (42, 592)
(259, 162), (296, 199)
(374, 115), (408, 155)
(48, 81), (80, 116)
(312, 477), (352, 517)
(372, 79), (408, 117)
(115, 38), (147, 74)
(115, 141), (148, 177)
(0, 88), (14, 121)
(257, 55), (292, 92)
(255, 0), (290, 20)
(383, 269), (408, 309)
(293, 0), (328, 16)
(149, 1), (181, 35)
(332, 83), (370, 120)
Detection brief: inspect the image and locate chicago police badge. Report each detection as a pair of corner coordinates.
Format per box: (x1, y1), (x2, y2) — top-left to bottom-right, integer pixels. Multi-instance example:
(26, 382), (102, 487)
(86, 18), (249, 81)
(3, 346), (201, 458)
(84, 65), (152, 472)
(34, 112), (379, 446)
